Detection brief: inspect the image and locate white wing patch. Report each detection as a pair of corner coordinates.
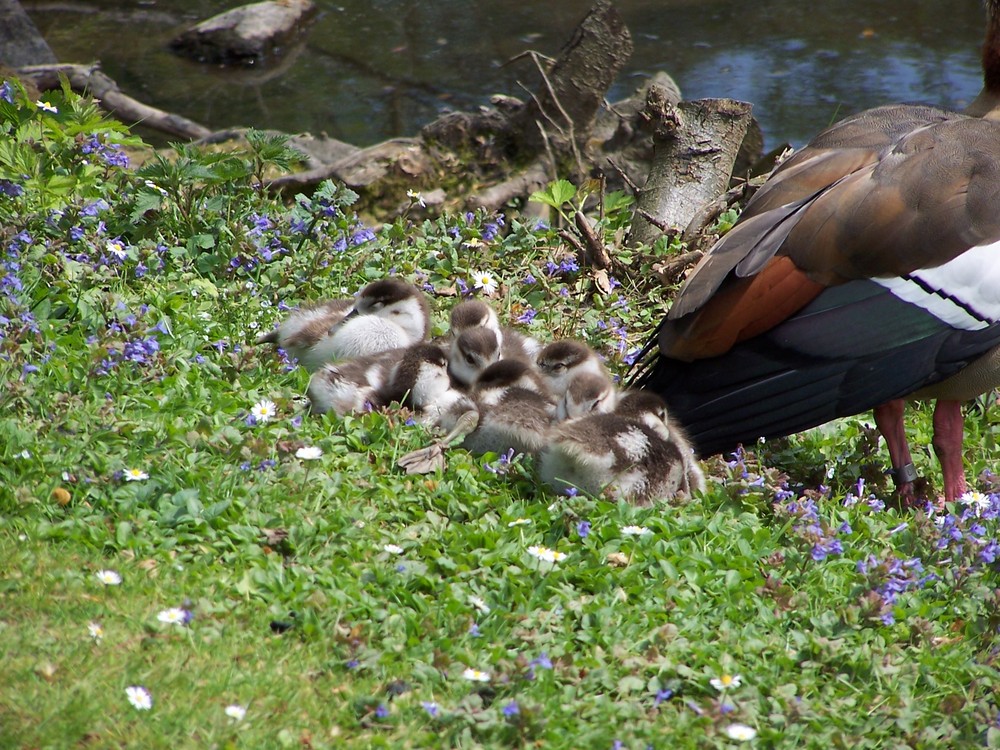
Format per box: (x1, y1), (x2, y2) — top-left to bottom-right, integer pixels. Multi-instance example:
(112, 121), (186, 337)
(873, 241), (1000, 330)
(614, 426), (650, 463)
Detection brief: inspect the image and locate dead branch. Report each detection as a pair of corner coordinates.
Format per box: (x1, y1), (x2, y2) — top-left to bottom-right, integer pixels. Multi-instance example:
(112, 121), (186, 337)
(470, 161), (549, 211)
(17, 62), (212, 140)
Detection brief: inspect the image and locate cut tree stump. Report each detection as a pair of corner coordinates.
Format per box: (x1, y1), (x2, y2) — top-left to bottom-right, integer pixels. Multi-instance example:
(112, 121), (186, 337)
(627, 92), (754, 249)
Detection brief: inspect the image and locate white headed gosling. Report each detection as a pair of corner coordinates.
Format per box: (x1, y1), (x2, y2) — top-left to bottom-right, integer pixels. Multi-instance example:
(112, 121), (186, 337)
(448, 327), (502, 388)
(256, 298), (354, 372)
(327, 279), (431, 360)
(557, 371), (618, 421)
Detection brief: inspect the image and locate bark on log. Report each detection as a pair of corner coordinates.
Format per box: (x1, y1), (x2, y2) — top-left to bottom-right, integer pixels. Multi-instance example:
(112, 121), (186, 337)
(267, 138), (427, 193)
(469, 161), (549, 212)
(513, 0), (633, 163)
(0, 0), (57, 67)
(627, 94), (753, 248)
(16, 63), (212, 140)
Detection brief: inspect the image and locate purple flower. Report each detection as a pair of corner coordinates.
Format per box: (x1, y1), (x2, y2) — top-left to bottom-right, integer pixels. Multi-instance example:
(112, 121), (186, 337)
(559, 258), (579, 273)
(653, 688), (673, 705)
(501, 701), (519, 718)
(980, 540), (1000, 564)
(522, 273), (537, 285)
(0, 179), (23, 197)
(0, 81), (13, 103)
(530, 652), (552, 670)
(577, 520), (591, 539)
(80, 199), (109, 217)
(811, 538), (843, 561)
(421, 701), (439, 718)
(515, 308), (537, 325)
(346, 659), (359, 669)
(375, 703), (389, 719)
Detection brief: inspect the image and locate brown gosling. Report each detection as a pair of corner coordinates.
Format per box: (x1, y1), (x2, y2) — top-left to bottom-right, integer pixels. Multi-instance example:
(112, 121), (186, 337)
(449, 299), (541, 363)
(557, 370), (618, 421)
(535, 339), (610, 399)
(538, 390), (705, 505)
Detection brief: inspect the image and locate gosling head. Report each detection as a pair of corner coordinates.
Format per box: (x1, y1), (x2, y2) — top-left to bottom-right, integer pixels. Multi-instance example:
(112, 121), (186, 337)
(536, 340), (608, 397)
(558, 371), (618, 421)
(615, 390), (673, 441)
(351, 278), (431, 343)
(473, 359), (553, 405)
(449, 300), (502, 337)
(449, 327), (502, 387)
(385, 343), (454, 410)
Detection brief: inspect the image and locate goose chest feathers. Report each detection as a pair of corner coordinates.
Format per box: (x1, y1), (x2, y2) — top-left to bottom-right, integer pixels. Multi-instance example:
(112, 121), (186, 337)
(634, 0), (1000, 504)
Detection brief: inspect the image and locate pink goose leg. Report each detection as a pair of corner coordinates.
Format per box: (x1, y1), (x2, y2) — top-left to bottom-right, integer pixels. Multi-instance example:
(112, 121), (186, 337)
(873, 399), (917, 506)
(932, 399), (967, 504)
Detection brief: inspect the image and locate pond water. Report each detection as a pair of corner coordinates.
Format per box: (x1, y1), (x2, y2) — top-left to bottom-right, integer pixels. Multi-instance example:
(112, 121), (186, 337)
(28, 0), (988, 151)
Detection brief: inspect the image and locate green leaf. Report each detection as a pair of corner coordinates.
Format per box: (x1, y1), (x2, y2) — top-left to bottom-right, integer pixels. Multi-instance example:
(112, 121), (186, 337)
(529, 179), (576, 208)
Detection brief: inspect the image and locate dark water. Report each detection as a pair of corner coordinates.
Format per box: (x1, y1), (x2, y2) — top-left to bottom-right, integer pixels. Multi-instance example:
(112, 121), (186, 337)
(28, 0), (988, 151)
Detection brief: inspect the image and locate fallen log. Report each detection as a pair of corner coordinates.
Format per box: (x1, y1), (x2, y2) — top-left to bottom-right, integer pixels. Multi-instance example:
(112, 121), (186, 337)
(627, 92), (754, 248)
(16, 62), (212, 140)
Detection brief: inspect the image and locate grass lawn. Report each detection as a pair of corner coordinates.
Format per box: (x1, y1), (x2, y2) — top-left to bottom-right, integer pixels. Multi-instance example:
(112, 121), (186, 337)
(3, 80), (1000, 750)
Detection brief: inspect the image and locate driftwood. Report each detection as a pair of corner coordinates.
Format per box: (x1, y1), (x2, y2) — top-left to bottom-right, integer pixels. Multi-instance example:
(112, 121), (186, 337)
(469, 162), (549, 212)
(9, 0), (760, 237)
(267, 138), (432, 194)
(627, 92), (754, 249)
(16, 63), (212, 141)
(512, 0), (633, 165)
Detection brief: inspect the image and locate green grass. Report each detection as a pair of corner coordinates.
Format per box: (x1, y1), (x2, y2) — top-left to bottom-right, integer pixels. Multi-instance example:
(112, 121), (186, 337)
(3, 79), (1000, 750)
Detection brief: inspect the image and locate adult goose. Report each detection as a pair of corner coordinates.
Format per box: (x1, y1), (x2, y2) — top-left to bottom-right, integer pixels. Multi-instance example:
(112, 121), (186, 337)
(633, 0), (1000, 504)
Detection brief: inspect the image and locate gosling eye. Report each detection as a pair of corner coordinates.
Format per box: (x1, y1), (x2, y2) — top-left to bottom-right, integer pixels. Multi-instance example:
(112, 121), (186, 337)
(553, 363), (566, 372)
(465, 354), (476, 365)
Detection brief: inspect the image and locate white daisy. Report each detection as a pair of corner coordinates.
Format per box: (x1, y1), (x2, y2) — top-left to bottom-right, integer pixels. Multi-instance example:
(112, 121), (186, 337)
(123, 468), (148, 482)
(527, 545), (567, 563)
(383, 544), (404, 555)
(469, 596), (491, 614)
(724, 723), (757, 741)
(710, 673), (743, 691)
(295, 445), (323, 460)
(95, 569), (122, 586)
(960, 490), (991, 515)
(462, 667), (491, 682)
(224, 704), (247, 721)
(125, 685), (152, 710)
(621, 525), (651, 537)
(156, 607), (190, 626)
(106, 240), (127, 260)
(143, 179), (168, 195)
(251, 399), (277, 423)
(406, 189), (426, 207)
(87, 622), (104, 641)
(471, 270), (498, 295)
(507, 518), (531, 527)
(36, 100), (58, 113)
